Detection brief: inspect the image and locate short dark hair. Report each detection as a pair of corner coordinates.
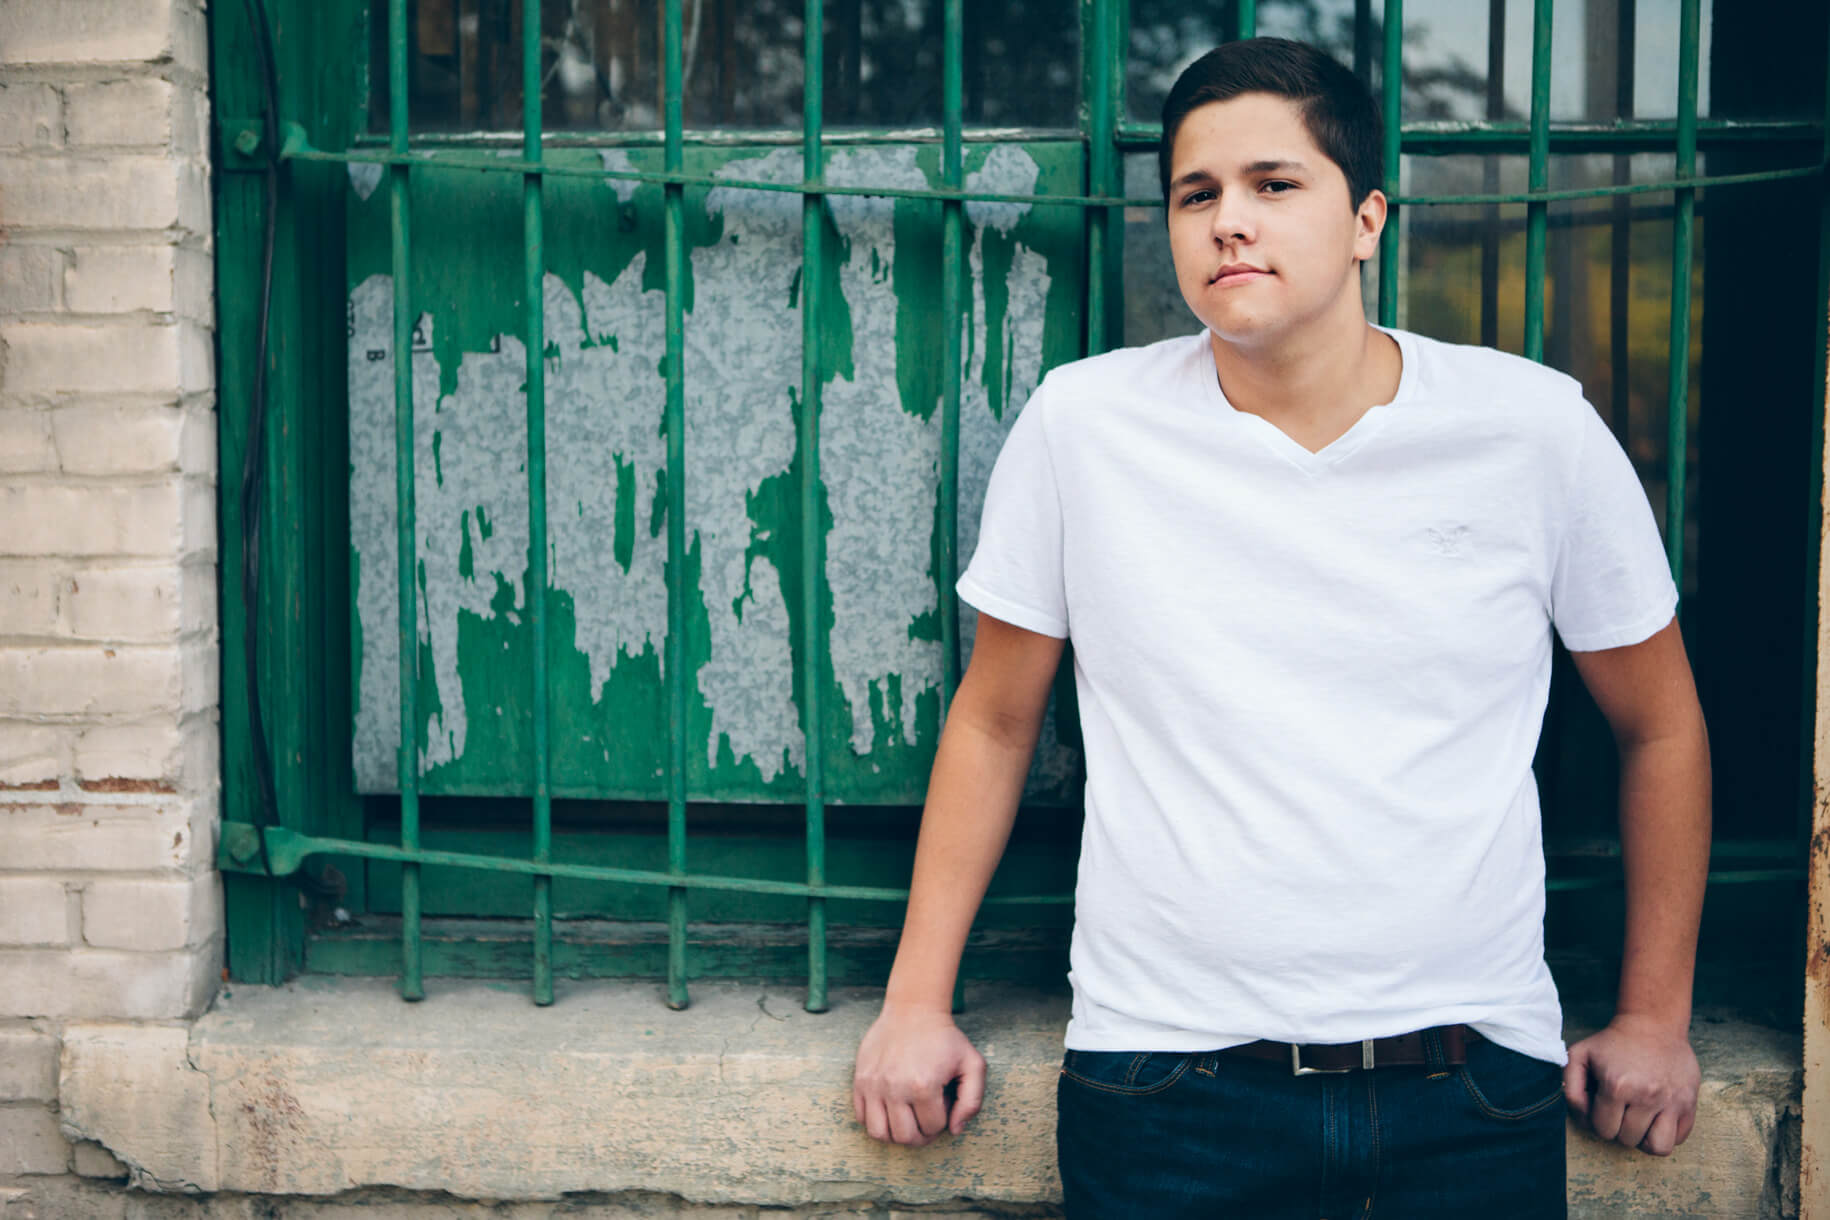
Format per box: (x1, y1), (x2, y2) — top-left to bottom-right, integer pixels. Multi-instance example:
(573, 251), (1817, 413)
(1158, 38), (1383, 211)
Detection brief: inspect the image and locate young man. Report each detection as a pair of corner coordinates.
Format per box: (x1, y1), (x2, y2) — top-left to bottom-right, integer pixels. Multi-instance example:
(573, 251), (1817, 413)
(852, 38), (1709, 1218)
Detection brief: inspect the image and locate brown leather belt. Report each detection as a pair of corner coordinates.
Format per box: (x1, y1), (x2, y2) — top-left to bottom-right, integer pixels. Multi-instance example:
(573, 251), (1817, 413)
(1221, 1024), (1480, 1075)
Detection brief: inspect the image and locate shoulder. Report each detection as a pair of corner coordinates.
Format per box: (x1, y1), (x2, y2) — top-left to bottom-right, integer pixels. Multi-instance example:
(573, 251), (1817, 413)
(1395, 329), (1595, 456)
(1398, 329), (1585, 410)
(1030, 332), (1209, 410)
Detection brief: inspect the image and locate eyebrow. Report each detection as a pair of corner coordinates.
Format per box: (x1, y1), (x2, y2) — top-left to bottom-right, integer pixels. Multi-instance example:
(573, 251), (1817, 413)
(1244, 159), (1310, 175)
(1169, 159), (1312, 191)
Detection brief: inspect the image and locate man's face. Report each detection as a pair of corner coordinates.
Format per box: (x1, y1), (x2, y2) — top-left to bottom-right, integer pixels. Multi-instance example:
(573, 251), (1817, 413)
(1165, 93), (1383, 346)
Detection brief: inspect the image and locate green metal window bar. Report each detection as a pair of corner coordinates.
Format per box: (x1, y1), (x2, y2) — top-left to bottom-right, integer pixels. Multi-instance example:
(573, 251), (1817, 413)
(220, 0), (1829, 1009)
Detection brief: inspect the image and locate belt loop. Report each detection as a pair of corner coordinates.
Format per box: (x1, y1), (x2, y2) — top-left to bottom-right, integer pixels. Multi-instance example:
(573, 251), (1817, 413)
(1423, 1027), (1450, 1079)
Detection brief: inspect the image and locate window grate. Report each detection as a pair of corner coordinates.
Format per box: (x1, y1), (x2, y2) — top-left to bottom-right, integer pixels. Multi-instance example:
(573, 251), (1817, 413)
(218, 0), (1828, 1009)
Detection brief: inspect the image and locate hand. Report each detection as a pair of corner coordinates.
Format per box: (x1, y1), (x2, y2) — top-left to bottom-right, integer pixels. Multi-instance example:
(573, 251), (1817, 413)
(852, 1003), (987, 1146)
(1563, 1014), (1701, 1156)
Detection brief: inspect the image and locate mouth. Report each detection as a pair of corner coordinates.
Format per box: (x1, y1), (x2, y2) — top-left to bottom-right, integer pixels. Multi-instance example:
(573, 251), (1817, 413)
(1210, 265), (1270, 285)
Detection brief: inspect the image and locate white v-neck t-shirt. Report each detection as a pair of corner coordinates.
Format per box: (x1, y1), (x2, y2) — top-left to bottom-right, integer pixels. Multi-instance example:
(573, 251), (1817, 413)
(956, 327), (1678, 1064)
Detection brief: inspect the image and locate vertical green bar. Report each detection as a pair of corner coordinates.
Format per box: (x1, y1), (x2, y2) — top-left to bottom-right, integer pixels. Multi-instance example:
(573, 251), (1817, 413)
(1662, 0), (1700, 583)
(1522, 0), (1553, 363)
(939, 3), (963, 705)
(1609, 0), (1637, 432)
(1480, 0), (1506, 350)
(1084, 0), (1115, 357)
(663, 0), (691, 1011)
(1377, 0), (1402, 327)
(388, 0), (423, 1003)
(1105, 0), (1125, 349)
(801, 0), (829, 1015)
(940, 0), (966, 1018)
(1234, 0), (1256, 40)
(1353, 0), (1374, 83)
(524, 0), (554, 1007)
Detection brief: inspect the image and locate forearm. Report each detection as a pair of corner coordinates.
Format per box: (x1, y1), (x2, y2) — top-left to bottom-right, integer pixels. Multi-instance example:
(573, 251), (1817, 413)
(882, 711), (1037, 1013)
(1613, 723), (1712, 1031)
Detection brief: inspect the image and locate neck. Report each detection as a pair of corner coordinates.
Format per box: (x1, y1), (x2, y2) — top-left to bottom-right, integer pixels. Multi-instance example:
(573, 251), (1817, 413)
(1208, 288), (1399, 430)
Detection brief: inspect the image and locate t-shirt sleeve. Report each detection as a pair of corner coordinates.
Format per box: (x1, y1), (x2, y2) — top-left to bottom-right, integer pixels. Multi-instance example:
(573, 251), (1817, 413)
(1549, 400), (1680, 651)
(956, 386), (1070, 638)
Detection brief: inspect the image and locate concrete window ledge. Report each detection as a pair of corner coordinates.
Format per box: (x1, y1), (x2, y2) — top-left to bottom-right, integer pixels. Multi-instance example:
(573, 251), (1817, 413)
(36, 978), (1802, 1218)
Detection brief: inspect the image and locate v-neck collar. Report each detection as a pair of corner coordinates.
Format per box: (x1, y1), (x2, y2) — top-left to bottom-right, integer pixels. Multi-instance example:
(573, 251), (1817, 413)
(1201, 326), (1416, 476)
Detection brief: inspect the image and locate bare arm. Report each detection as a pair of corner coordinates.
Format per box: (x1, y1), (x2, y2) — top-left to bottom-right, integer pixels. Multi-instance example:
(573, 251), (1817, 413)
(1563, 617), (1712, 1156)
(852, 613), (1065, 1146)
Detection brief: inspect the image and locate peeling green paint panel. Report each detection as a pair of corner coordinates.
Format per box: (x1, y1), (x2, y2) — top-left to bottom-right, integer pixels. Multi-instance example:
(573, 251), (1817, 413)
(349, 143), (1085, 806)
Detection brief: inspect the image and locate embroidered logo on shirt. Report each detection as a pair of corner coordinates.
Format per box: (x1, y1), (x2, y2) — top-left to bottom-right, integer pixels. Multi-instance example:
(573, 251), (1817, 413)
(1426, 524), (1470, 557)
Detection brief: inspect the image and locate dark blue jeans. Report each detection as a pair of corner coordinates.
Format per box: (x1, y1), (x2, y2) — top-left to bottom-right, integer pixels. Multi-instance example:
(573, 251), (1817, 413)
(1056, 1036), (1567, 1219)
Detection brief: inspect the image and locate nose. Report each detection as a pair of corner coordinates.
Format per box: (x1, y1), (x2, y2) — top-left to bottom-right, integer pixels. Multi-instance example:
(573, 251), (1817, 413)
(1210, 191), (1254, 246)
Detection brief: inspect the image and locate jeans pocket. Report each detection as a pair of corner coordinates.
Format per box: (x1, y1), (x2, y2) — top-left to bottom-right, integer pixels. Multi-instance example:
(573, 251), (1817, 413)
(1059, 1050), (1195, 1097)
(1456, 1042), (1567, 1122)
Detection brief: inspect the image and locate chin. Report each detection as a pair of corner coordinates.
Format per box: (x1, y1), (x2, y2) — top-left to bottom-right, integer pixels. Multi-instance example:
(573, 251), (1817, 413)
(1202, 314), (1281, 345)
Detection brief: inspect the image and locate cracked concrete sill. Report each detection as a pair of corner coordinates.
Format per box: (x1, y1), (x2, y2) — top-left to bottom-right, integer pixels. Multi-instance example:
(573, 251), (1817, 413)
(57, 978), (1064, 1207)
(52, 978), (1801, 1216)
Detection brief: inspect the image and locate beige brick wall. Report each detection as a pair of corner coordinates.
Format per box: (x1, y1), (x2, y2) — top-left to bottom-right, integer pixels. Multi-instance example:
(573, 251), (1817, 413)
(0, 0), (220, 1078)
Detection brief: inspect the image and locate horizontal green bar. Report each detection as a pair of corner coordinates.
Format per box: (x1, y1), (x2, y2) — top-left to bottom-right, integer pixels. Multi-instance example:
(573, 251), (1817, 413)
(282, 130), (1822, 209)
(1544, 836), (1800, 861)
(1546, 868), (1805, 892)
(352, 126), (1086, 150)
(253, 826), (1074, 904)
(222, 821), (1801, 869)
(246, 827), (1802, 898)
(351, 118), (1819, 155)
(1115, 117), (1824, 151)
(1390, 162), (1823, 205)
(292, 132), (1118, 204)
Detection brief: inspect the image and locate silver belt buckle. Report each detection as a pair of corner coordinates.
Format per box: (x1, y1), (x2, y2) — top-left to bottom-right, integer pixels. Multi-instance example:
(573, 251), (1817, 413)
(1291, 1040), (1376, 1076)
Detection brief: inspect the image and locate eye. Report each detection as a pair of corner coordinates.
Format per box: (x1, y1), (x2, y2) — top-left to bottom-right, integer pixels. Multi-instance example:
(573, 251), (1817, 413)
(1261, 180), (1296, 194)
(1180, 188), (1216, 207)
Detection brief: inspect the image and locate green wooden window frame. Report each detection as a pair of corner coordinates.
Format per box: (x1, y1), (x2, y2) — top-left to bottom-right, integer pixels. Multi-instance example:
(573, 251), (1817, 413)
(215, 0), (1830, 1012)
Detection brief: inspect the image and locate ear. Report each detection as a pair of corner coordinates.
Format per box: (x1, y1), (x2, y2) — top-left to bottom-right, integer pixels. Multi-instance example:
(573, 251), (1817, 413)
(1352, 188), (1388, 263)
